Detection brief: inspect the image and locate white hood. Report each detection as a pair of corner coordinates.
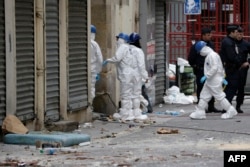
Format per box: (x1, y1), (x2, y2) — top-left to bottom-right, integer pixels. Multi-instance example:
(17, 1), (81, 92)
(200, 46), (213, 57)
(116, 38), (125, 49)
(91, 33), (96, 40)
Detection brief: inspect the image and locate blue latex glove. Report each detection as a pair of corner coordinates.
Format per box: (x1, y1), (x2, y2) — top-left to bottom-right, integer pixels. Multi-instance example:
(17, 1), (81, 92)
(102, 60), (108, 66)
(223, 78), (228, 85)
(200, 76), (207, 83)
(96, 73), (100, 81)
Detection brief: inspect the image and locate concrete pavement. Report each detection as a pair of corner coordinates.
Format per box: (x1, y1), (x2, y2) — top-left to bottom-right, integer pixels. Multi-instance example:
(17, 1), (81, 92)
(0, 98), (250, 166)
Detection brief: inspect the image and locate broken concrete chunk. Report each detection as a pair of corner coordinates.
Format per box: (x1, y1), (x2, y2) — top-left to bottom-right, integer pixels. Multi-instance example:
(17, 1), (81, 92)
(157, 128), (179, 134)
(2, 115), (29, 134)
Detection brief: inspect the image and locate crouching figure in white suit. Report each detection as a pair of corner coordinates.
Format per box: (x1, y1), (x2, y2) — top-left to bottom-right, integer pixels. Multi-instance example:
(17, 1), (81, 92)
(189, 41), (237, 119)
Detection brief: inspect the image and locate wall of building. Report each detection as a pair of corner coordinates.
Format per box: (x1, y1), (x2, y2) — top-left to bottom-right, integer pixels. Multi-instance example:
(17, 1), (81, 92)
(91, 0), (139, 115)
(139, 0), (157, 105)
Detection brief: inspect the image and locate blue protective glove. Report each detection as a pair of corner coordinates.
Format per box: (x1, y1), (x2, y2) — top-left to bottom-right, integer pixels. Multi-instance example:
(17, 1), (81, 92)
(223, 78), (228, 86)
(200, 76), (207, 83)
(102, 60), (108, 66)
(96, 73), (100, 81)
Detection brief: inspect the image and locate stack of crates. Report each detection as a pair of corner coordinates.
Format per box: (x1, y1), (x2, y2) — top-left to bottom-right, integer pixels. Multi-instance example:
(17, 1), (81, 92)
(176, 66), (195, 95)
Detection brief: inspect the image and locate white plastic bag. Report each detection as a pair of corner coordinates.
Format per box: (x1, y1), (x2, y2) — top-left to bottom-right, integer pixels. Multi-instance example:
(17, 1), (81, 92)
(177, 58), (190, 73)
(163, 86), (194, 104)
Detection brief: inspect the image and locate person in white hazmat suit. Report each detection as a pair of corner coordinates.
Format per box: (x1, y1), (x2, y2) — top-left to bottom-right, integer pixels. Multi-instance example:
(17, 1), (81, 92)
(189, 41), (237, 119)
(102, 33), (135, 121)
(128, 32), (149, 120)
(90, 25), (103, 100)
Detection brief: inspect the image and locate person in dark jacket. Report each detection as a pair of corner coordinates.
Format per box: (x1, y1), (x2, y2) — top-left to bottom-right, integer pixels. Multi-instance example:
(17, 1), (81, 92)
(235, 26), (250, 113)
(219, 24), (242, 113)
(188, 27), (220, 113)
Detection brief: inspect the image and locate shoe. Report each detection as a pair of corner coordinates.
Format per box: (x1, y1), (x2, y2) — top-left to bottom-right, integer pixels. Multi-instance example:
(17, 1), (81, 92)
(236, 107), (244, 113)
(221, 110), (226, 114)
(135, 114), (148, 120)
(134, 109), (148, 120)
(113, 113), (121, 120)
(190, 107), (206, 119)
(211, 107), (222, 113)
(119, 109), (135, 121)
(221, 106), (237, 119)
(206, 107), (222, 113)
(125, 110), (135, 121)
(205, 109), (212, 113)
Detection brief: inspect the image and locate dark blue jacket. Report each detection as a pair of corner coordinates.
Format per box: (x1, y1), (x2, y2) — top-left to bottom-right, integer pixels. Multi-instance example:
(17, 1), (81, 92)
(220, 36), (242, 70)
(236, 38), (250, 63)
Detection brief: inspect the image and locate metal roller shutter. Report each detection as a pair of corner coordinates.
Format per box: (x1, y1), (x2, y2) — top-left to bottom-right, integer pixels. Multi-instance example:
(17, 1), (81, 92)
(15, 0), (35, 121)
(45, 0), (60, 122)
(0, 0), (5, 125)
(68, 0), (88, 111)
(155, 0), (167, 104)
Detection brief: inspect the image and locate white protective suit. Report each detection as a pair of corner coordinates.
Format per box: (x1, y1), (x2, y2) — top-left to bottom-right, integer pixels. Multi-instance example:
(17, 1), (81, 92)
(189, 46), (237, 119)
(106, 38), (136, 120)
(90, 33), (103, 99)
(129, 45), (149, 120)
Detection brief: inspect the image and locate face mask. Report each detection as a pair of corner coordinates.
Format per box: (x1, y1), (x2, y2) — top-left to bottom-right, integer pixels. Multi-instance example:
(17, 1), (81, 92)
(91, 33), (96, 40)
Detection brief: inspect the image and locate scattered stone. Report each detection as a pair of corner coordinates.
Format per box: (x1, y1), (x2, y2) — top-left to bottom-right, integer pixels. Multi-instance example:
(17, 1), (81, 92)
(157, 128), (179, 134)
(2, 115), (28, 134)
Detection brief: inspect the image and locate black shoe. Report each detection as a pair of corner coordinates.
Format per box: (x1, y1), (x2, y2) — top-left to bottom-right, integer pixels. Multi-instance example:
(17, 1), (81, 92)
(205, 109), (211, 113)
(211, 108), (222, 113)
(236, 107), (244, 113)
(222, 110), (226, 113)
(206, 107), (222, 113)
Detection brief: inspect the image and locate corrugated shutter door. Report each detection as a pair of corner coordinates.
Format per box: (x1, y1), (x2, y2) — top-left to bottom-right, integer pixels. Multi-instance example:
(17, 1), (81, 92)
(15, 0), (35, 121)
(68, 0), (88, 111)
(155, 0), (167, 104)
(45, 0), (60, 122)
(0, 0), (5, 125)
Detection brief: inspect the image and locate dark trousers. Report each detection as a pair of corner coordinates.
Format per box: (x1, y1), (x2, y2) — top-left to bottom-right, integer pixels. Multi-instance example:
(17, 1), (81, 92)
(236, 66), (249, 107)
(142, 85), (153, 113)
(224, 70), (240, 104)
